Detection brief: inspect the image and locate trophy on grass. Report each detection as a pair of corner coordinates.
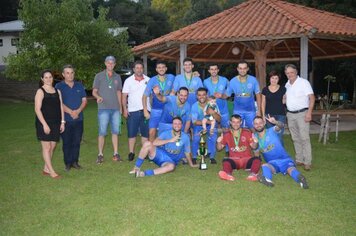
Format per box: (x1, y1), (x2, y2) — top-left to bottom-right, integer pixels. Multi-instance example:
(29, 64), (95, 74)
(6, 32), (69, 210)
(198, 133), (208, 170)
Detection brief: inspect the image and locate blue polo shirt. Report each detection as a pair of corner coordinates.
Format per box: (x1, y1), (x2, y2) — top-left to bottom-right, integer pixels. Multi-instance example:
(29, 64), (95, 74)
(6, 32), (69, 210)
(144, 74), (175, 110)
(55, 81), (86, 122)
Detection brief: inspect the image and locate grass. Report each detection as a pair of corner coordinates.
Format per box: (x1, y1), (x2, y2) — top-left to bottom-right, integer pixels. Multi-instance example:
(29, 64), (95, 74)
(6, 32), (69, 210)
(0, 100), (355, 235)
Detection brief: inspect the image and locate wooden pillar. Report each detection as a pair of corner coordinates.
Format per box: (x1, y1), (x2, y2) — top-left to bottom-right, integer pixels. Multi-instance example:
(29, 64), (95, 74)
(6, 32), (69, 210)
(142, 54), (148, 75)
(254, 50), (268, 89)
(300, 36), (308, 80)
(179, 44), (187, 75)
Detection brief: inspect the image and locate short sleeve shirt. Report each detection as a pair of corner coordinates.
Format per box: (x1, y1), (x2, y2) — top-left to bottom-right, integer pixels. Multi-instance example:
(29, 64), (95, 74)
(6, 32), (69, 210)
(144, 74), (175, 110)
(173, 74), (203, 106)
(262, 86), (286, 115)
(221, 129), (252, 159)
(93, 70), (122, 110)
(285, 76), (314, 111)
(204, 76), (229, 114)
(122, 74), (150, 112)
(158, 130), (191, 162)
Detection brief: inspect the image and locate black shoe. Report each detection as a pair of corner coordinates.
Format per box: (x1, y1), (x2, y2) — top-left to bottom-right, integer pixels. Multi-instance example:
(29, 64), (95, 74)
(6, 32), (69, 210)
(128, 152), (135, 161)
(96, 154), (104, 164)
(210, 158), (217, 164)
(72, 162), (82, 169)
(192, 159), (197, 165)
(64, 164), (71, 172)
(298, 174), (309, 189)
(258, 174), (274, 187)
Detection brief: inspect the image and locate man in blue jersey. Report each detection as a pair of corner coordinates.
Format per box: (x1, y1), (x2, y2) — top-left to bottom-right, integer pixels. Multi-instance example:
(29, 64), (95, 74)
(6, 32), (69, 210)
(129, 117), (198, 177)
(154, 86), (191, 134)
(252, 115), (309, 189)
(227, 60), (261, 129)
(171, 57), (203, 107)
(204, 64), (230, 130)
(191, 87), (221, 164)
(143, 61), (175, 141)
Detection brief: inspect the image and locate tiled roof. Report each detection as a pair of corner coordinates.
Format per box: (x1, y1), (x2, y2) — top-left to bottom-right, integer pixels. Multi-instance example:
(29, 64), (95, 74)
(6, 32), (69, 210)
(133, 0), (356, 54)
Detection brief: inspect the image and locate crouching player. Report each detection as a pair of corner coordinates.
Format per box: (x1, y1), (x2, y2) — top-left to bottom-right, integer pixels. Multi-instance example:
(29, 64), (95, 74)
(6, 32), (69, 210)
(216, 114), (261, 181)
(252, 115), (309, 189)
(130, 117), (198, 177)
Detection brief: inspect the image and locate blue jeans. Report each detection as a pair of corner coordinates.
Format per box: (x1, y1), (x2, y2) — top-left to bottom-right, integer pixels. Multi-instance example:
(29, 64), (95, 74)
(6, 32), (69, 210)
(61, 120), (83, 165)
(98, 109), (121, 136)
(266, 115), (286, 146)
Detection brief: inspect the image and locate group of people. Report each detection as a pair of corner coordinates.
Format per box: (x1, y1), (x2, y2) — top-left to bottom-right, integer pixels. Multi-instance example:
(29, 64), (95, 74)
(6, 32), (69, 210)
(35, 56), (314, 189)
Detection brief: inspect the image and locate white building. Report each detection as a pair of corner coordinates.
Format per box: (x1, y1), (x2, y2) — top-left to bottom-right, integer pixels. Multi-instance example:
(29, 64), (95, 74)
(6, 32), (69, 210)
(0, 20), (24, 67)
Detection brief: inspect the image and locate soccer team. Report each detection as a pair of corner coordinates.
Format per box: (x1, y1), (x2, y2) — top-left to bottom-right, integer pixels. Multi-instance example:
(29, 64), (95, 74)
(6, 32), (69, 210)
(36, 56), (315, 189)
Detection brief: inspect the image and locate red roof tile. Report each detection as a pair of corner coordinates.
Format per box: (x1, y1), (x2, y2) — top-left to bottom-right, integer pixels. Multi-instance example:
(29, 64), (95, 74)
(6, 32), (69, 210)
(133, 0), (356, 54)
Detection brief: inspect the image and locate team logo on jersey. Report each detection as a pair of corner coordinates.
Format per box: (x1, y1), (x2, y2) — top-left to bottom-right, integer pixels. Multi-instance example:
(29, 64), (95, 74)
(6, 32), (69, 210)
(260, 144), (274, 153)
(167, 81), (172, 86)
(218, 85), (224, 91)
(247, 83), (252, 89)
(241, 136), (246, 142)
(231, 145), (247, 152)
(166, 148), (180, 155)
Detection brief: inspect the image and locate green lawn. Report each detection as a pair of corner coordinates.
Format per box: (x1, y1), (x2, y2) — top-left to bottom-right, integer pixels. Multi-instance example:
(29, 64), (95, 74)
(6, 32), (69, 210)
(0, 100), (355, 235)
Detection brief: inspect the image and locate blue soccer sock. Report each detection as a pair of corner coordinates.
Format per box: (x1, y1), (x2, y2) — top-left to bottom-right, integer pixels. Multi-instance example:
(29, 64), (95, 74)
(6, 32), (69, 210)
(144, 169), (154, 176)
(290, 168), (300, 183)
(135, 158), (144, 168)
(262, 165), (273, 180)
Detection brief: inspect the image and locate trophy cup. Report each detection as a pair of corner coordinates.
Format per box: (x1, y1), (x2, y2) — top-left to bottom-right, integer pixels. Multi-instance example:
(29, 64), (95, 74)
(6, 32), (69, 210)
(198, 133), (207, 170)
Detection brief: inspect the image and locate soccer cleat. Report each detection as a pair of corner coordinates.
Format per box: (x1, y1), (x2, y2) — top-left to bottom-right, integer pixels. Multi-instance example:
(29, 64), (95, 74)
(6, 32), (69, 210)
(192, 159), (197, 165)
(246, 174), (258, 182)
(218, 171), (235, 181)
(96, 154), (104, 164)
(210, 158), (217, 164)
(298, 174), (309, 189)
(129, 167), (139, 174)
(128, 152), (135, 161)
(112, 153), (123, 162)
(258, 174), (274, 187)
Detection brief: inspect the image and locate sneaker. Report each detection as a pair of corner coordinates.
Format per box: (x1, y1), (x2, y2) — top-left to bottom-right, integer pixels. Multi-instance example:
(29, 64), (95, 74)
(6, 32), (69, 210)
(192, 159), (197, 165)
(210, 158), (217, 164)
(128, 152), (135, 161)
(246, 174), (258, 182)
(64, 164), (71, 172)
(218, 171), (235, 181)
(129, 167), (139, 174)
(112, 153), (123, 162)
(72, 162), (82, 169)
(258, 174), (274, 187)
(96, 154), (104, 164)
(298, 174), (309, 189)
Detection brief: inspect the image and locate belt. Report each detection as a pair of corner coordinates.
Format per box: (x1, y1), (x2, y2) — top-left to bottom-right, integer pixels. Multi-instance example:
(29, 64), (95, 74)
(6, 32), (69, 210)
(287, 108), (308, 114)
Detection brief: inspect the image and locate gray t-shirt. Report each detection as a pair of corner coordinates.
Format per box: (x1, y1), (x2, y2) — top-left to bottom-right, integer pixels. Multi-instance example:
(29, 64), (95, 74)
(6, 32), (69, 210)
(93, 70), (122, 110)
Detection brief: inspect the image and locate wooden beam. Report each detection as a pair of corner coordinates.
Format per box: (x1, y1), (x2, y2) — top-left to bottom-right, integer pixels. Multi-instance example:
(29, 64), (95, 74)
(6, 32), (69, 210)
(338, 41), (356, 51)
(193, 43), (212, 58)
(283, 40), (295, 58)
(308, 39), (328, 55)
(224, 43), (235, 59)
(209, 43), (225, 58)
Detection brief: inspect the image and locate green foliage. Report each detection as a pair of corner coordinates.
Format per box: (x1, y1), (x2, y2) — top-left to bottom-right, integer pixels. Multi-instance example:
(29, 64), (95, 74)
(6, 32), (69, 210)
(5, 0), (131, 87)
(183, 0), (222, 25)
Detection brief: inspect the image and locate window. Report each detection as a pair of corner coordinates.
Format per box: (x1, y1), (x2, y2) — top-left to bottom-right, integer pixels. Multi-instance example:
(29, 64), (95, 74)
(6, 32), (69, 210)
(11, 38), (19, 46)
(0, 39), (3, 46)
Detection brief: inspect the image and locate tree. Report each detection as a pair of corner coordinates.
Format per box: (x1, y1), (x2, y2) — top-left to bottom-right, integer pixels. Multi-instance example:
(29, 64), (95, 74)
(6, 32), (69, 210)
(5, 0), (131, 87)
(183, 0), (222, 25)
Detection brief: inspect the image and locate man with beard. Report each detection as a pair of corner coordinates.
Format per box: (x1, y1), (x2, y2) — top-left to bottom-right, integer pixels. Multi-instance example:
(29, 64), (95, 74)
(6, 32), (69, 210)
(191, 87), (221, 164)
(227, 60), (261, 129)
(216, 114), (261, 181)
(143, 61), (175, 142)
(252, 116), (309, 189)
(155, 87), (191, 134)
(129, 117), (198, 177)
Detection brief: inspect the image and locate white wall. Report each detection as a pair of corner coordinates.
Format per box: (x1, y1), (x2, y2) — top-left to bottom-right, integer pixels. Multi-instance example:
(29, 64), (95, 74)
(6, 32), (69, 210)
(0, 35), (19, 66)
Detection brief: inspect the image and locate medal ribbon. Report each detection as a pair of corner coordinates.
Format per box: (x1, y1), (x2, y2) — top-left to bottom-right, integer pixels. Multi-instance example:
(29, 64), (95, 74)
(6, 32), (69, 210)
(106, 72), (113, 88)
(211, 76), (219, 93)
(184, 73), (192, 89)
(158, 76), (166, 94)
(232, 129), (241, 149)
(257, 131), (267, 150)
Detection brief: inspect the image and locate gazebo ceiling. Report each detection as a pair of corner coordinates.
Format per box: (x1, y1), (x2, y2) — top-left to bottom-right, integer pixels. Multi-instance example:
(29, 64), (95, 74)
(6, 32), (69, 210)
(133, 0), (356, 63)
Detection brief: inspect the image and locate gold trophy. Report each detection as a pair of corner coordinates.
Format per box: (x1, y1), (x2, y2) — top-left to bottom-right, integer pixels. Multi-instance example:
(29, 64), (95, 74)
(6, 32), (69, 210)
(198, 133), (207, 170)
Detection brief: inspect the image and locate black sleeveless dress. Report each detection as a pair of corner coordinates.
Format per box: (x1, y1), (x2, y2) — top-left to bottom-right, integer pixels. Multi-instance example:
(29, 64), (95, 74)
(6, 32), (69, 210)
(35, 87), (61, 141)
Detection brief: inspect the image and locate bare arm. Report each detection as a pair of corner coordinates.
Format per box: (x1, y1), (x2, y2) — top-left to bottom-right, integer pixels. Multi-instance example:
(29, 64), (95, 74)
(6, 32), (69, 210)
(122, 92), (128, 118)
(142, 95), (150, 119)
(57, 90), (65, 133)
(184, 120), (191, 133)
(153, 135), (179, 147)
(216, 133), (225, 151)
(92, 88), (103, 103)
(261, 94), (266, 119)
(256, 93), (261, 116)
(185, 152), (199, 168)
(117, 90), (122, 114)
(305, 94), (315, 122)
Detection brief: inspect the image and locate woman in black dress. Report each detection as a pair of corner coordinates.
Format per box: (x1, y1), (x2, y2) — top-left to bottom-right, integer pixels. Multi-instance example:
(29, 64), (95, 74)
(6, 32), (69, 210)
(35, 70), (65, 178)
(261, 71), (286, 145)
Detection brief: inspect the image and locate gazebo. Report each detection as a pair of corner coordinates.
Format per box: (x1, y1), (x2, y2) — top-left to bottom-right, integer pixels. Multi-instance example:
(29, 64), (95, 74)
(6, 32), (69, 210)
(132, 0), (356, 88)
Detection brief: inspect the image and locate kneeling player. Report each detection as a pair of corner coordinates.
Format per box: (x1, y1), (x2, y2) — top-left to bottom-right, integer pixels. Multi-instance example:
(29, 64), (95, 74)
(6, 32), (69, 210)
(253, 115), (308, 189)
(130, 117), (198, 177)
(216, 114), (261, 182)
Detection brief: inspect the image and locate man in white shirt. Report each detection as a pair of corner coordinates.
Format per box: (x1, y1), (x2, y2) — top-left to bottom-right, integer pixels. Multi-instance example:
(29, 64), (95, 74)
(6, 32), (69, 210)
(285, 64), (315, 171)
(122, 61), (150, 161)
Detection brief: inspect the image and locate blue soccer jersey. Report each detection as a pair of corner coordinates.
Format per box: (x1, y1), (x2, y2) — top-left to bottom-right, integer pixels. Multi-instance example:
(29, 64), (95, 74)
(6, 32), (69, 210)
(160, 95), (191, 125)
(227, 75), (260, 113)
(203, 76), (229, 115)
(158, 130), (191, 164)
(144, 74), (175, 110)
(254, 127), (291, 163)
(173, 74), (203, 106)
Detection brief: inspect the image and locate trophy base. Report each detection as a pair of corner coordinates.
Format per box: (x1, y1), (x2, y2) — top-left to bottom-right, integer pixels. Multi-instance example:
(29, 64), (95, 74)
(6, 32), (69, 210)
(200, 163), (207, 170)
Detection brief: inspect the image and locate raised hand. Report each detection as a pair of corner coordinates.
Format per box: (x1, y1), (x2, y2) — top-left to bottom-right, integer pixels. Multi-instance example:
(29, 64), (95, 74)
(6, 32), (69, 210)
(153, 85), (160, 95)
(265, 114), (276, 124)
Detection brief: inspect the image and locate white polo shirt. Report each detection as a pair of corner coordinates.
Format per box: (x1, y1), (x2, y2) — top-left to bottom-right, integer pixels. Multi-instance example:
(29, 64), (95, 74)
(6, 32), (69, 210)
(285, 76), (314, 111)
(122, 74), (151, 112)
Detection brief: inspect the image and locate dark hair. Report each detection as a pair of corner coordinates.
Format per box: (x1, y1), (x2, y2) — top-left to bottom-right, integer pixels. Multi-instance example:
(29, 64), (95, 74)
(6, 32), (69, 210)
(208, 63), (219, 69)
(253, 115), (264, 122)
(183, 57), (193, 64)
(133, 60), (144, 68)
(196, 87), (208, 94)
(156, 61), (166, 67)
(178, 86), (189, 93)
(208, 95), (216, 100)
(39, 69), (53, 87)
(62, 64), (74, 73)
(284, 64), (297, 71)
(268, 70), (280, 79)
(172, 116), (183, 123)
(237, 60), (249, 68)
(231, 114), (242, 121)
